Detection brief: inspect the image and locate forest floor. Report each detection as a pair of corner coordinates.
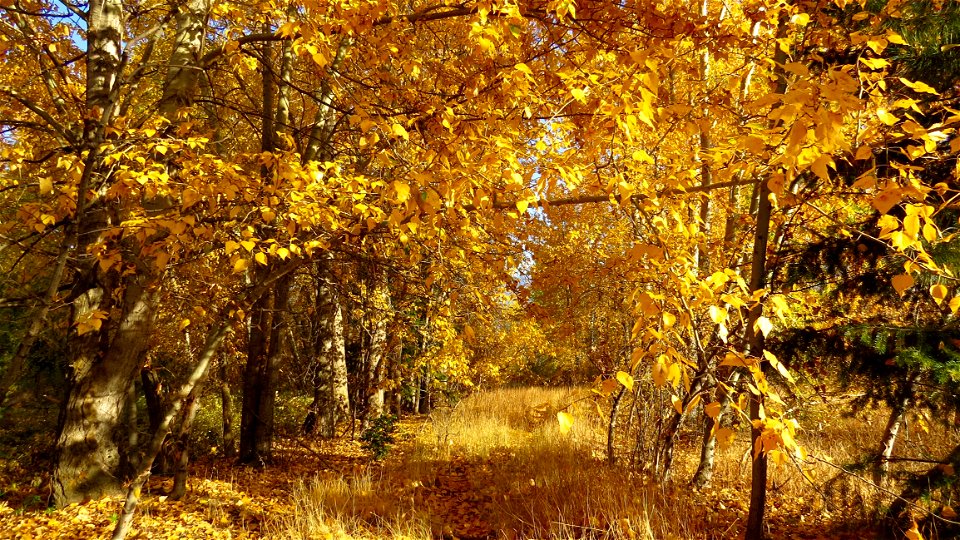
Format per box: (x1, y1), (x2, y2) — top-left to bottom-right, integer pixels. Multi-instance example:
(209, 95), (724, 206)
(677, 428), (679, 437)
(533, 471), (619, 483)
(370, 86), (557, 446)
(0, 386), (954, 539)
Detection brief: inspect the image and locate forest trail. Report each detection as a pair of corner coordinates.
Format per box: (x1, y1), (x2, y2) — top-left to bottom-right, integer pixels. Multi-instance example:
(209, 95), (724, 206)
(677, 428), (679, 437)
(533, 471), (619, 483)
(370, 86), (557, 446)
(0, 392), (934, 539)
(414, 455), (495, 540)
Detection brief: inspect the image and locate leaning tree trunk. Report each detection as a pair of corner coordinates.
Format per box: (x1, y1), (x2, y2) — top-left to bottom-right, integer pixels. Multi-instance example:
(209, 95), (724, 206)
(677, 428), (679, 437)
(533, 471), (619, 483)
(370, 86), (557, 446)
(691, 370), (742, 488)
(874, 380), (914, 487)
(606, 386), (627, 465)
(111, 323), (230, 540)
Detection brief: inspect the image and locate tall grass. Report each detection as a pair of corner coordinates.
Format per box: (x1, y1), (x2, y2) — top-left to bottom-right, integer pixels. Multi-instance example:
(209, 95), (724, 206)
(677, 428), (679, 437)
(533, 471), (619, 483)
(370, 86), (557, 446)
(400, 386), (709, 539)
(276, 387), (960, 539)
(271, 468), (433, 540)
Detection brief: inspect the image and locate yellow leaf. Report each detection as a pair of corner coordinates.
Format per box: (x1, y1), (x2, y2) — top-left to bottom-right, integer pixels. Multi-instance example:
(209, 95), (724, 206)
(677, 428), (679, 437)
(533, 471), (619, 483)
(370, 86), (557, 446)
(872, 186), (903, 214)
(877, 108), (899, 126)
(225, 241), (240, 255)
(709, 305), (727, 324)
(918, 220), (936, 244)
(39, 177), (53, 194)
(721, 352), (754, 367)
(715, 427), (736, 450)
(705, 401), (721, 419)
(931, 284), (948, 305)
(182, 188), (201, 209)
(810, 154), (833, 181)
(861, 56), (890, 69)
(254, 252), (268, 265)
(662, 312), (676, 328)
(557, 411), (574, 435)
(392, 123), (410, 140)
(652, 359), (667, 387)
(262, 209), (276, 222)
(600, 377), (619, 396)
(179, 318), (191, 331)
(463, 324), (476, 343)
(671, 394), (683, 415)
(887, 32), (907, 45)
(76, 317), (102, 336)
(632, 149), (654, 164)
(854, 145), (873, 160)
(516, 199), (529, 214)
(771, 295), (792, 322)
(394, 181), (411, 202)
(899, 77), (939, 95)
(571, 87), (587, 102)
(241, 240), (256, 252)
(754, 316), (774, 338)
(277, 247), (290, 260)
(950, 296), (960, 314)
(233, 258), (249, 273)
(791, 13), (810, 25)
(905, 521), (924, 540)
(892, 273), (914, 296)
(75, 309), (108, 336)
(686, 394), (702, 414)
(616, 371), (634, 391)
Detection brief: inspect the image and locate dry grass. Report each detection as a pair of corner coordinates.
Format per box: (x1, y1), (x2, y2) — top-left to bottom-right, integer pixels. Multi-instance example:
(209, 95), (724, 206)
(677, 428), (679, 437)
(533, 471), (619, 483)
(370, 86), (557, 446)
(276, 387), (960, 539)
(270, 468), (432, 540)
(399, 387), (713, 539)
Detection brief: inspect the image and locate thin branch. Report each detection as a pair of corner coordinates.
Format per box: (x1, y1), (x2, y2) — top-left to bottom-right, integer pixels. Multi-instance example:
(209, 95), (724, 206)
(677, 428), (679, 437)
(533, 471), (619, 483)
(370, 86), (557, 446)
(0, 86), (76, 145)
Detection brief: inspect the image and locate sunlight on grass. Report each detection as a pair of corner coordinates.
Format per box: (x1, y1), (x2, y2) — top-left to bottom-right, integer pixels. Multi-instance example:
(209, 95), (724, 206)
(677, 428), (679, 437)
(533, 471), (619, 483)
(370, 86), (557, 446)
(271, 470), (432, 540)
(395, 386), (706, 539)
(273, 387), (960, 539)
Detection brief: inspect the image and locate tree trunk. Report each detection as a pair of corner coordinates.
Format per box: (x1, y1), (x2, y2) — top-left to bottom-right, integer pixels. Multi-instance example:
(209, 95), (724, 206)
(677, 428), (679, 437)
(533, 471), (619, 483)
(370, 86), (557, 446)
(744, 174), (773, 540)
(607, 386), (626, 465)
(363, 268), (390, 428)
(874, 403), (907, 487)
(691, 411), (717, 488)
(170, 380), (203, 500)
(418, 371), (431, 414)
(239, 287), (272, 464)
(744, 19), (789, 540)
(141, 366), (174, 474)
(53, 278), (158, 506)
(124, 381), (139, 476)
(111, 323), (229, 540)
(55, 0), (214, 507)
(239, 272), (289, 464)
(691, 370), (741, 488)
(302, 262), (348, 437)
(220, 360), (235, 457)
(387, 338), (403, 416)
(874, 384), (913, 487)
(157, 0), (212, 117)
(657, 412), (683, 483)
(50, 0), (129, 507)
